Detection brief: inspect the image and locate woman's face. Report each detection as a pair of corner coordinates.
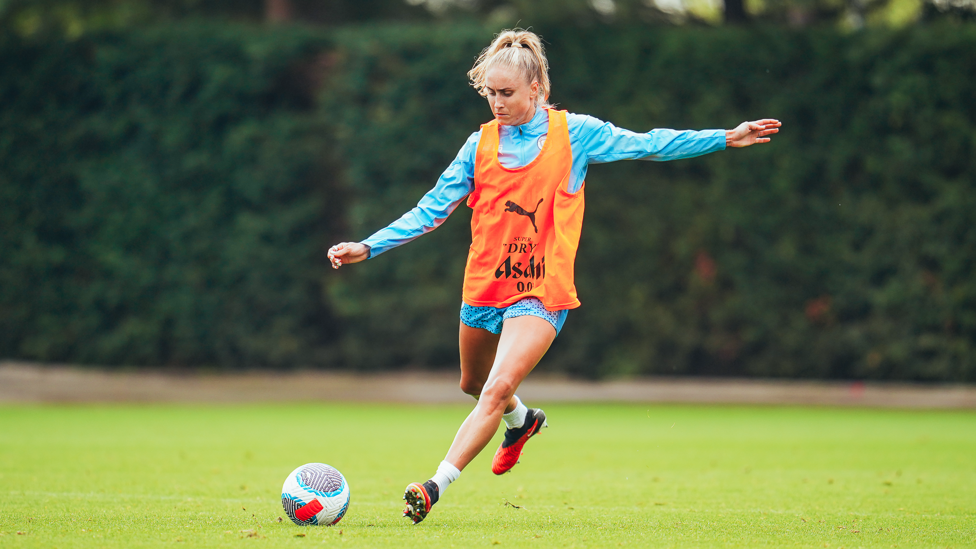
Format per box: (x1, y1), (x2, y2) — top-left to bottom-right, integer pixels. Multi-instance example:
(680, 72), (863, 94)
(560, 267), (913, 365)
(485, 65), (539, 126)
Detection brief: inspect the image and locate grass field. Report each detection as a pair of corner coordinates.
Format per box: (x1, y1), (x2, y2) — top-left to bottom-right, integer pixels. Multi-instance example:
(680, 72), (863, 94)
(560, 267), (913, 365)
(1, 403), (974, 548)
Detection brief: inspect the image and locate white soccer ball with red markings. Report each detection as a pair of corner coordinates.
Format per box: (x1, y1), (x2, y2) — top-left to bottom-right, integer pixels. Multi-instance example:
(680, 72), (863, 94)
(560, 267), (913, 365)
(281, 463), (350, 526)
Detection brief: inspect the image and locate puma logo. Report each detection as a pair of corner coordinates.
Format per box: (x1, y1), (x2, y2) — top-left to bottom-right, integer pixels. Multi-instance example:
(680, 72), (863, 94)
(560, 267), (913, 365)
(504, 198), (544, 233)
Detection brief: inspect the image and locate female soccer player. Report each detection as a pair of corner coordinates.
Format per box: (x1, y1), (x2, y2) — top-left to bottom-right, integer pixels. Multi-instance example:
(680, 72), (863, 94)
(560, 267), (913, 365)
(328, 29), (780, 524)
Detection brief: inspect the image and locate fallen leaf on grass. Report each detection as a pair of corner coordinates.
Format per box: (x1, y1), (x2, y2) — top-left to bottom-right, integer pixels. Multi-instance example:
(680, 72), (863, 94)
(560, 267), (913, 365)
(240, 529), (264, 539)
(503, 499), (523, 510)
(277, 517), (283, 523)
(17, 532), (27, 536)
(295, 533), (306, 537)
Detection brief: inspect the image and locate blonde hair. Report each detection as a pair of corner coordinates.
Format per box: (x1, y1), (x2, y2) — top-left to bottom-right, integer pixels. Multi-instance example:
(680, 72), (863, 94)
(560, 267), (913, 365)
(468, 29), (551, 108)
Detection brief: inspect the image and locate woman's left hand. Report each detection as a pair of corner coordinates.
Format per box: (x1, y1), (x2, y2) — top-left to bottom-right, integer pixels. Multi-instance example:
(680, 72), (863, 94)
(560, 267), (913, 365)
(726, 119), (781, 148)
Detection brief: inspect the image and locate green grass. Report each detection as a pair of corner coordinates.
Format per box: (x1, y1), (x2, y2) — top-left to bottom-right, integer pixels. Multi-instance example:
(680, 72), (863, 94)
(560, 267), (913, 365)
(1, 403), (974, 548)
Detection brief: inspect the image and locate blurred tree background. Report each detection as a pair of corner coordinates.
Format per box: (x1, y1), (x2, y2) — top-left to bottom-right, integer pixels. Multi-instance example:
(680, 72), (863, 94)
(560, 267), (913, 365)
(1, 0), (974, 379)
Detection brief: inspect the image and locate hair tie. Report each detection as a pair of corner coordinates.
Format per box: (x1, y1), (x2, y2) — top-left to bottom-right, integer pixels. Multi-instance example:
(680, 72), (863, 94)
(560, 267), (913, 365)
(507, 42), (523, 48)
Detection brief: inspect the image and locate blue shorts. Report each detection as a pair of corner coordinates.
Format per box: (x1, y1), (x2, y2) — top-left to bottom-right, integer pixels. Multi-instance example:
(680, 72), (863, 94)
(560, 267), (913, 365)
(460, 297), (569, 336)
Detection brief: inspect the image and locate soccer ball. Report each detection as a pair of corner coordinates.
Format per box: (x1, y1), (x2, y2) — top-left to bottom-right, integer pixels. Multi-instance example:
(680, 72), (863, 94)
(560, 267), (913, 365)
(281, 463), (350, 526)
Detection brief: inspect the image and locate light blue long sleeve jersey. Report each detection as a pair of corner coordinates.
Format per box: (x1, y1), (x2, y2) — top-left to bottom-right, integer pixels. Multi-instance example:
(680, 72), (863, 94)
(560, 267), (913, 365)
(362, 107), (726, 258)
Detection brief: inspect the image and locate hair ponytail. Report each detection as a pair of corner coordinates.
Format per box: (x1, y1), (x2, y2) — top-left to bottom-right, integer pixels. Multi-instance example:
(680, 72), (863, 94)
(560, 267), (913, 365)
(468, 29), (551, 108)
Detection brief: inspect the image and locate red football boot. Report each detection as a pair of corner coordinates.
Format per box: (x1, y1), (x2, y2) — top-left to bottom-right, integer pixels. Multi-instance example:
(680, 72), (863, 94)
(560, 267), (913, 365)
(491, 408), (548, 475)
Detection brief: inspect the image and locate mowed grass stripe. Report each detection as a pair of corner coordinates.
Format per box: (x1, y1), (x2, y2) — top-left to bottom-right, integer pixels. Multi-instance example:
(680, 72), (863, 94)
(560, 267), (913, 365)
(0, 403), (973, 548)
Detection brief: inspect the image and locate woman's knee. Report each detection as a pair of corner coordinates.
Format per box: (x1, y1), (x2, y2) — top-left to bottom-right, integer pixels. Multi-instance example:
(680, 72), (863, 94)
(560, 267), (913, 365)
(480, 377), (516, 409)
(459, 377), (484, 396)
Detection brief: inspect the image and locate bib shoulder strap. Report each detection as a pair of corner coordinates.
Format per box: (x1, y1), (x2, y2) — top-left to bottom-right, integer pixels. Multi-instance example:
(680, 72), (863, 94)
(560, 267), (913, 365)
(475, 119), (500, 168)
(546, 108), (568, 138)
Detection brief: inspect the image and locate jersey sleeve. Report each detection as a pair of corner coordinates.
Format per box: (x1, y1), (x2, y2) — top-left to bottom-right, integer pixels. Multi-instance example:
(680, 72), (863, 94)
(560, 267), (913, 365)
(360, 131), (480, 259)
(568, 113), (726, 165)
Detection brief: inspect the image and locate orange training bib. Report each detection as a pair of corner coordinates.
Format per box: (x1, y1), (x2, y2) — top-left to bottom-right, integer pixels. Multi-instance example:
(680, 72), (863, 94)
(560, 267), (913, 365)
(461, 109), (585, 310)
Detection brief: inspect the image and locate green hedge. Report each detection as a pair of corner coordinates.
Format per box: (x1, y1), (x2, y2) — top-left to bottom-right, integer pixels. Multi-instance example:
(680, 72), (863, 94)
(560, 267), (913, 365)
(0, 24), (341, 368)
(2, 23), (975, 380)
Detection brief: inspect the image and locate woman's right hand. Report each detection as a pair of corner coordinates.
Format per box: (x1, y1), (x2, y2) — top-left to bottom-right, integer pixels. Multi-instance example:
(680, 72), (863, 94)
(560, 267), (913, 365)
(725, 119), (781, 148)
(328, 242), (370, 269)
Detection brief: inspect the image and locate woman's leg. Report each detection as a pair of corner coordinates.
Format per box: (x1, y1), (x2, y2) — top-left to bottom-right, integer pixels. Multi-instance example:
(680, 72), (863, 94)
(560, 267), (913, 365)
(458, 322), (499, 397)
(402, 315), (556, 524)
(446, 315), (556, 470)
(457, 323), (521, 415)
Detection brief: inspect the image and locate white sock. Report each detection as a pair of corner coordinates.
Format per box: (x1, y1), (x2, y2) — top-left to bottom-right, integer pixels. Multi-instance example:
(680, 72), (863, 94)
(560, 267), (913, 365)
(502, 395), (528, 429)
(430, 460), (461, 495)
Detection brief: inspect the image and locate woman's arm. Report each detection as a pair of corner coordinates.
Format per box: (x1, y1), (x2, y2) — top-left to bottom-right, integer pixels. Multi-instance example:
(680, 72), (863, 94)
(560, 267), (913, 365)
(569, 114), (780, 163)
(561, 114), (780, 194)
(328, 131), (480, 269)
(569, 114), (726, 165)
